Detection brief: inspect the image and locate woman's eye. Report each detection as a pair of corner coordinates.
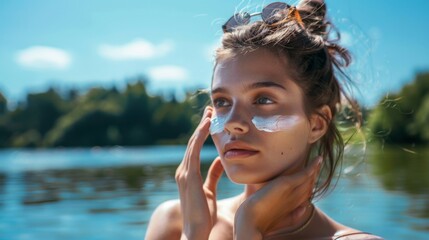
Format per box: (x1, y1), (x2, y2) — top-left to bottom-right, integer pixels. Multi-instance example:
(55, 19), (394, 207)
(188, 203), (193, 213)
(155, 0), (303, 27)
(255, 97), (274, 105)
(213, 98), (231, 108)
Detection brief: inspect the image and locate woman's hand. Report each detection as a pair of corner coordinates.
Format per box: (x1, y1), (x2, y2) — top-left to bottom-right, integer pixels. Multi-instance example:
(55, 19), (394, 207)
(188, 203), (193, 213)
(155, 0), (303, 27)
(234, 156), (322, 240)
(175, 106), (224, 240)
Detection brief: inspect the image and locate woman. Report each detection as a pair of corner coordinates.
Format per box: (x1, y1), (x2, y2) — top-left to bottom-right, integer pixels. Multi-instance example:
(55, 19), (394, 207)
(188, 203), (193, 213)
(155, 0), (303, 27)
(146, 0), (383, 239)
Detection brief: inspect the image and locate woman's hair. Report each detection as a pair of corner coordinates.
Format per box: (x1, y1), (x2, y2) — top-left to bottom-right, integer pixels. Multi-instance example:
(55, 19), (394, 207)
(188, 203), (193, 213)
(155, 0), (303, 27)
(212, 0), (362, 198)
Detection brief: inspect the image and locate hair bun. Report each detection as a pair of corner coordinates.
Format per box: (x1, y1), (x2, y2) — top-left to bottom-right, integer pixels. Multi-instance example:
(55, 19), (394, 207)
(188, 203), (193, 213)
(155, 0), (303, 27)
(297, 0), (327, 37)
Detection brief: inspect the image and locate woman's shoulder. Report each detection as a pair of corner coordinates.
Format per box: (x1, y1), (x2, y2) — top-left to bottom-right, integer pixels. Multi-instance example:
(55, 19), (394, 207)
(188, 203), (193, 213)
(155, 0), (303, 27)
(145, 199), (182, 240)
(317, 209), (384, 240)
(333, 230), (384, 240)
(145, 197), (238, 239)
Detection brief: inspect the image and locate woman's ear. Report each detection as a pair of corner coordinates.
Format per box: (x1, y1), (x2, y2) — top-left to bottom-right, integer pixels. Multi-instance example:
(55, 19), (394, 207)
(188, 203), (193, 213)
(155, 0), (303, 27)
(308, 105), (332, 144)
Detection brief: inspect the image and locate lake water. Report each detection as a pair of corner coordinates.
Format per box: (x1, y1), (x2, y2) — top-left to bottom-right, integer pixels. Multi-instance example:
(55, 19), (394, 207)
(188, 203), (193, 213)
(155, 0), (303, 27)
(0, 145), (428, 239)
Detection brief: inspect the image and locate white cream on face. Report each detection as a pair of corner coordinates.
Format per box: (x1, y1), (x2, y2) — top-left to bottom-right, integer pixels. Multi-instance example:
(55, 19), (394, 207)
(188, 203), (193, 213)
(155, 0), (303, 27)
(251, 115), (301, 132)
(210, 115), (228, 135)
(210, 114), (301, 134)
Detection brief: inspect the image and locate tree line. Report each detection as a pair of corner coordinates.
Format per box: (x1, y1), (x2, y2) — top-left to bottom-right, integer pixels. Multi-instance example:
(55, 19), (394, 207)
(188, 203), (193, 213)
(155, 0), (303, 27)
(368, 71), (429, 145)
(0, 77), (210, 148)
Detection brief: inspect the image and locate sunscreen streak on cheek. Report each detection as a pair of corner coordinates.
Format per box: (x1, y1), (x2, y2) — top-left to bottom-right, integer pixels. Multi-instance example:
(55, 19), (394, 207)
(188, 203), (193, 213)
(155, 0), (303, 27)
(252, 115), (300, 132)
(210, 115), (228, 135)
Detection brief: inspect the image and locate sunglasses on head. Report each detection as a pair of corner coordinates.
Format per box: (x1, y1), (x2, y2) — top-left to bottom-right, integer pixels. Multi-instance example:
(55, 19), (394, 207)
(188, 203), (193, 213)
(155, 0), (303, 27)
(222, 2), (304, 33)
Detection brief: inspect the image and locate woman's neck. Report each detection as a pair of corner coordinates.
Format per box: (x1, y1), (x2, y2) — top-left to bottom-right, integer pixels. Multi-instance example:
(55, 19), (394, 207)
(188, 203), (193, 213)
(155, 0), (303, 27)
(236, 186), (315, 237)
(235, 158), (315, 237)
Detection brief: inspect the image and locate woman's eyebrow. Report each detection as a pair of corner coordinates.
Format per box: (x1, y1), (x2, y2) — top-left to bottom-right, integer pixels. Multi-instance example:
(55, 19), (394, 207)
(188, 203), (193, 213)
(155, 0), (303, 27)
(211, 80), (287, 95)
(211, 87), (227, 95)
(246, 81), (287, 91)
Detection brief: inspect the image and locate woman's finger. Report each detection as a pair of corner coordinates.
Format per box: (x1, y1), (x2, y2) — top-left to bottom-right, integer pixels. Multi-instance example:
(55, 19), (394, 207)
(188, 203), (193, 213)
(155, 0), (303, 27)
(203, 157), (224, 194)
(287, 178), (314, 211)
(203, 157), (224, 226)
(285, 157), (323, 210)
(185, 107), (213, 171)
(289, 201), (312, 225)
(188, 114), (212, 163)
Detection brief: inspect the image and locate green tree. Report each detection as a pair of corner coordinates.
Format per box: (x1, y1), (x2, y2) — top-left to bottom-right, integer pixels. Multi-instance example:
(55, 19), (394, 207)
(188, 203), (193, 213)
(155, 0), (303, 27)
(118, 80), (153, 145)
(0, 77), (212, 148)
(25, 88), (65, 136)
(368, 72), (429, 144)
(0, 92), (7, 115)
(151, 101), (193, 144)
(3, 88), (66, 147)
(44, 87), (123, 147)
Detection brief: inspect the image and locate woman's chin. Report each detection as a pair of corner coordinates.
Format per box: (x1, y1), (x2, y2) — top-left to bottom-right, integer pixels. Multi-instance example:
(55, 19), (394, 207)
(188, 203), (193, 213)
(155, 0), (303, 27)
(225, 170), (271, 185)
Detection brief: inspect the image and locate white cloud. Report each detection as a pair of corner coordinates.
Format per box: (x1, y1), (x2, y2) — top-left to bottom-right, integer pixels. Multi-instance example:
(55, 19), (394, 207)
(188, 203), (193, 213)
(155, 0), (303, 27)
(98, 39), (173, 60)
(148, 65), (188, 81)
(15, 46), (71, 70)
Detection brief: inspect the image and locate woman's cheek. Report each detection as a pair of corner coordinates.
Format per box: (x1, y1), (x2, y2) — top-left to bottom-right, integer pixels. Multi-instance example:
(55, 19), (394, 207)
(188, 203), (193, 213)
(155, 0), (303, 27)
(210, 133), (224, 156)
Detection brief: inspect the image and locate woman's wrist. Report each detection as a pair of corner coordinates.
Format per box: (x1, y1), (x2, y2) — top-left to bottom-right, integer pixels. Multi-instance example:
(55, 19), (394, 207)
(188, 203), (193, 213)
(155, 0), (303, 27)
(234, 207), (263, 240)
(234, 222), (263, 240)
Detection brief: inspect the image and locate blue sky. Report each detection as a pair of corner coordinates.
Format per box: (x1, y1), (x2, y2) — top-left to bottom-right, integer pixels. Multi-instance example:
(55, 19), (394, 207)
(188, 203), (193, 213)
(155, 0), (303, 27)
(1, 0), (428, 107)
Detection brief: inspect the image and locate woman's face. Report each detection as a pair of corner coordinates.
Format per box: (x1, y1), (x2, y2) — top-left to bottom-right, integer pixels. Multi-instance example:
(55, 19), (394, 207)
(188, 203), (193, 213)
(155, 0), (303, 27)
(210, 49), (313, 184)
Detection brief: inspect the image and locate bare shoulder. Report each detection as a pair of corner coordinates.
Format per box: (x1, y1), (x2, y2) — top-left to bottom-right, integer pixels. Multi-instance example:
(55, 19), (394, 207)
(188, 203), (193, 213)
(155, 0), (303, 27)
(145, 199), (182, 240)
(334, 232), (383, 240)
(318, 210), (384, 240)
(334, 230), (384, 240)
(145, 196), (240, 240)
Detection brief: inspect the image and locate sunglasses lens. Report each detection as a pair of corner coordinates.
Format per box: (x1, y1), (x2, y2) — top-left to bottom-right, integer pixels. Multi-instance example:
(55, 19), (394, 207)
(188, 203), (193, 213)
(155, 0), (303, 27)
(262, 2), (289, 25)
(223, 12), (251, 32)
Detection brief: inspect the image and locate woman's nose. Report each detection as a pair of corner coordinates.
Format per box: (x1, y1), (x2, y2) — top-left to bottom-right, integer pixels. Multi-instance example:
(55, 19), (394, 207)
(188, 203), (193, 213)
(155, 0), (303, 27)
(224, 106), (250, 135)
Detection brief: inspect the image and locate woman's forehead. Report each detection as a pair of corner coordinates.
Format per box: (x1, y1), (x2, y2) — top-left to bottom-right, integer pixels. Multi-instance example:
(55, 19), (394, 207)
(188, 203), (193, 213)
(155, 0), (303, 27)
(212, 49), (296, 90)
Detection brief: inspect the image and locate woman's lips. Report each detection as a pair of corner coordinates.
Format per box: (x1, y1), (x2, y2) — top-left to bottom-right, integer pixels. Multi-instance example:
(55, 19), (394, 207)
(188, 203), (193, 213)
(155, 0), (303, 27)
(224, 149), (259, 160)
